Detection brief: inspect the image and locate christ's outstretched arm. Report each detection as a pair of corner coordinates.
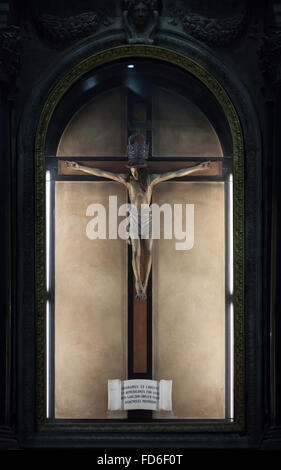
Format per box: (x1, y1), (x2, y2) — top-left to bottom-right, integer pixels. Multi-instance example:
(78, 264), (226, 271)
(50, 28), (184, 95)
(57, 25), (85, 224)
(140, 161), (211, 299)
(66, 161), (127, 185)
(149, 161), (211, 188)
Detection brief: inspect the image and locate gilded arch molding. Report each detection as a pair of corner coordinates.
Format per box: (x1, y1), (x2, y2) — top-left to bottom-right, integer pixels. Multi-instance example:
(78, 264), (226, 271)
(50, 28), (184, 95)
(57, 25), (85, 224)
(35, 45), (244, 431)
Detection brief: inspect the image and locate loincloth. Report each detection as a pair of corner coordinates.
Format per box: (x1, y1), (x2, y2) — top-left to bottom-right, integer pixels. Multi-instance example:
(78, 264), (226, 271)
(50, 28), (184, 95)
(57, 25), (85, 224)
(129, 206), (152, 238)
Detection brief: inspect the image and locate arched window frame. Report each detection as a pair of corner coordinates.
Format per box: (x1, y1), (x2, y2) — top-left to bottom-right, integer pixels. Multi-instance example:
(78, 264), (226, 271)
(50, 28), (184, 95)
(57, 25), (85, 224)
(34, 45), (244, 433)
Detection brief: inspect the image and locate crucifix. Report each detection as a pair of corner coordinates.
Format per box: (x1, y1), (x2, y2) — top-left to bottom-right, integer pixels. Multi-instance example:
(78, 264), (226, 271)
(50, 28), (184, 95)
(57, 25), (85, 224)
(66, 136), (210, 299)
(60, 98), (220, 380)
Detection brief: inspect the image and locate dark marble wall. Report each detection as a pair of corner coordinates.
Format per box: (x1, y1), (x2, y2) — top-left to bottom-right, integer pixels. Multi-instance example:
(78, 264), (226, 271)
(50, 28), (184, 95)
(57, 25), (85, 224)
(0, 0), (280, 449)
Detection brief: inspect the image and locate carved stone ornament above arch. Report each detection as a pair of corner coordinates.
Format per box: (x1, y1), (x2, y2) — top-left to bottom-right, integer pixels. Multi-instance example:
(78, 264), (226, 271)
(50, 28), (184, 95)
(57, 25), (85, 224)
(33, 9), (113, 44)
(0, 25), (23, 83)
(29, 0), (250, 48)
(122, 0), (162, 44)
(167, 0), (248, 47)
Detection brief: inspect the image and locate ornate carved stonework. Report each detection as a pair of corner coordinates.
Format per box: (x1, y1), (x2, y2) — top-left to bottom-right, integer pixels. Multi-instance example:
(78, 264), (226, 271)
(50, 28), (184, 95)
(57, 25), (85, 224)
(0, 25), (22, 82)
(169, 3), (247, 47)
(259, 31), (281, 89)
(34, 9), (112, 44)
(30, 1), (253, 48)
(258, 1), (281, 92)
(122, 0), (161, 44)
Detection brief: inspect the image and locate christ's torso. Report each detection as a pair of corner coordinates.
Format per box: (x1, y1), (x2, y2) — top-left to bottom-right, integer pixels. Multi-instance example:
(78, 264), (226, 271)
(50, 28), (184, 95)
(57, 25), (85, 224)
(126, 176), (153, 209)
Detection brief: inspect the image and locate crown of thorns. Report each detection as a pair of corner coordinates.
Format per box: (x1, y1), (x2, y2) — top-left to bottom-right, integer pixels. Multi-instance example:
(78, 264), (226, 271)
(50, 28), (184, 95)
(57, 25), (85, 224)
(127, 133), (149, 167)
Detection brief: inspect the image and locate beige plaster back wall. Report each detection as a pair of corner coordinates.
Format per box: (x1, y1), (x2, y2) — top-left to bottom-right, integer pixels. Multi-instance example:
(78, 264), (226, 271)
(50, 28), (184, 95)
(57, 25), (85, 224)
(54, 181), (226, 419)
(57, 88), (127, 156)
(153, 182), (225, 419)
(152, 88), (223, 157)
(55, 181), (127, 419)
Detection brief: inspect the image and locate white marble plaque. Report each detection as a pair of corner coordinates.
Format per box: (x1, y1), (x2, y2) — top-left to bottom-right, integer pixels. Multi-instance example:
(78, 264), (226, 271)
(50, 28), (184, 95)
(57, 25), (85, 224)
(108, 379), (172, 411)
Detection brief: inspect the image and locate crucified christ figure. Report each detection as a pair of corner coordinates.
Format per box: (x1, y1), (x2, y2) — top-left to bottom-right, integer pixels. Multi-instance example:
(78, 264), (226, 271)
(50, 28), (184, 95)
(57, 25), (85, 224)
(66, 158), (210, 299)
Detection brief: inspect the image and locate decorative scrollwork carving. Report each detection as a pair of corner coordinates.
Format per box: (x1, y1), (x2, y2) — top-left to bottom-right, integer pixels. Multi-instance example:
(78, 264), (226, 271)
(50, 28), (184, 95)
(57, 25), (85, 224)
(34, 9), (112, 44)
(259, 31), (281, 88)
(169, 3), (247, 47)
(122, 0), (161, 44)
(0, 25), (22, 82)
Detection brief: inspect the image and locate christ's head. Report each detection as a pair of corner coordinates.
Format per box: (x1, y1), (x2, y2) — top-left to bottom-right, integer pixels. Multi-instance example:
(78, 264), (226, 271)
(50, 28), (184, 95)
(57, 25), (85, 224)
(130, 167), (139, 180)
(126, 166), (148, 190)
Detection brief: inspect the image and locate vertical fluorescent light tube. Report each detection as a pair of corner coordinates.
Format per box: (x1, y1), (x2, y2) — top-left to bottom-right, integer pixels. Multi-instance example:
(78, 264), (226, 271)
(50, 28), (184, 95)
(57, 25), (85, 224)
(46, 171), (51, 418)
(229, 174), (234, 297)
(229, 301), (234, 419)
(46, 299), (50, 418)
(229, 174), (234, 419)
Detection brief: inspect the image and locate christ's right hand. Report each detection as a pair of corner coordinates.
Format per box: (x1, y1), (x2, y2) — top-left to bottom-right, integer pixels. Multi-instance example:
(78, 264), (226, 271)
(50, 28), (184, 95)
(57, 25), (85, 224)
(66, 161), (80, 170)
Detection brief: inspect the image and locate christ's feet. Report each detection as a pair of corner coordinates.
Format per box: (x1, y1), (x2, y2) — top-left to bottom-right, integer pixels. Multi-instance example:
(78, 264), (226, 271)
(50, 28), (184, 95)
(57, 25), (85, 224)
(137, 290), (147, 301)
(135, 282), (147, 301)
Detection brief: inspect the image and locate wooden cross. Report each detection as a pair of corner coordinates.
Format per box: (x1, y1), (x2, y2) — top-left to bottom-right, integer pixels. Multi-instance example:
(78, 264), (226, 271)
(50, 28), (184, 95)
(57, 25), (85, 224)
(57, 101), (222, 380)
